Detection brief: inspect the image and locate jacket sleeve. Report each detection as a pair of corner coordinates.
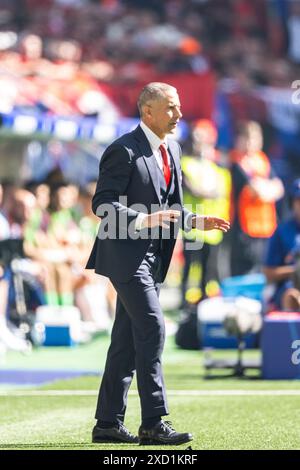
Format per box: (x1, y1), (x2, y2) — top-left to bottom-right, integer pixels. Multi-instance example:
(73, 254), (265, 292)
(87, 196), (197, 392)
(92, 144), (139, 236)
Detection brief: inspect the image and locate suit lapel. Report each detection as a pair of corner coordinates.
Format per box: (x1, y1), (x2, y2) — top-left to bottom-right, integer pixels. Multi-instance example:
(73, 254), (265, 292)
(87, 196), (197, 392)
(133, 125), (183, 205)
(133, 126), (161, 204)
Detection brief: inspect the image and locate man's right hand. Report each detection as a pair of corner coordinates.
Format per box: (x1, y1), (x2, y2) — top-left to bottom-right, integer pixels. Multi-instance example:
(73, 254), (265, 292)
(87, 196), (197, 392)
(141, 210), (181, 229)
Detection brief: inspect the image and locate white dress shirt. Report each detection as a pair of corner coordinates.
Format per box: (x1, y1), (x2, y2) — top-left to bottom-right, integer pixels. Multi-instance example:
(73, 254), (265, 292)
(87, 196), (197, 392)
(139, 120), (170, 171)
(135, 121), (171, 231)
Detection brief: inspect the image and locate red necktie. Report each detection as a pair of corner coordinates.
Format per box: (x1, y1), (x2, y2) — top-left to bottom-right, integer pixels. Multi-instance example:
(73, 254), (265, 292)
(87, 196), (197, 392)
(159, 144), (171, 187)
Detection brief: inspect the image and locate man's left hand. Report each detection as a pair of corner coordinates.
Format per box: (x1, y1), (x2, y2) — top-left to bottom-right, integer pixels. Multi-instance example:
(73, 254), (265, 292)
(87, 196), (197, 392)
(192, 215), (230, 232)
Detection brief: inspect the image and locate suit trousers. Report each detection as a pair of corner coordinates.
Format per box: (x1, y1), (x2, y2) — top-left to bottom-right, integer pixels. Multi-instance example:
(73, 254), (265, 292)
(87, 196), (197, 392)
(95, 250), (169, 422)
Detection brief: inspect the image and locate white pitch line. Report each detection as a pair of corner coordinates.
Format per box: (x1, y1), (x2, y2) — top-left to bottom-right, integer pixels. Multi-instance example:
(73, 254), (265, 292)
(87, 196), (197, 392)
(0, 390), (300, 397)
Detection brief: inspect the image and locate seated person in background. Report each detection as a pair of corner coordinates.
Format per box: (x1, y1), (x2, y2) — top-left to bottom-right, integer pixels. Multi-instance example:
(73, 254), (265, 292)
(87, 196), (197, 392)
(263, 179), (300, 311)
(26, 181), (81, 307)
(0, 187), (44, 352)
(8, 188), (47, 290)
(73, 183), (116, 330)
(25, 181), (51, 237)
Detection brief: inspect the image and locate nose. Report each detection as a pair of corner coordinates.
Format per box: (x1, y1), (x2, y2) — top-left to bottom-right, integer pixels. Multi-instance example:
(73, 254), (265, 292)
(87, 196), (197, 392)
(176, 107), (183, 119)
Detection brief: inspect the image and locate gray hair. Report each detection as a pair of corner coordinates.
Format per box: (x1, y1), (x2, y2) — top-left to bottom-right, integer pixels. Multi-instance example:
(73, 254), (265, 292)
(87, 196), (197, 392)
(137, 82), (177, 116)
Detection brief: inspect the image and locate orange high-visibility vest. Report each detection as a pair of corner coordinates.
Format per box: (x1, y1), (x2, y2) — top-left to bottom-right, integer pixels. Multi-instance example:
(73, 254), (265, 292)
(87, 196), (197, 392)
(237, 151), (277, 238)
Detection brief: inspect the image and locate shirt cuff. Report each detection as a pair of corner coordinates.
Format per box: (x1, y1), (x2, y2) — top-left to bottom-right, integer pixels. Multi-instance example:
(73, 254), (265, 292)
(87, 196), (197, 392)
(184, 213), (196, 232)
(135, 213), (147, 231)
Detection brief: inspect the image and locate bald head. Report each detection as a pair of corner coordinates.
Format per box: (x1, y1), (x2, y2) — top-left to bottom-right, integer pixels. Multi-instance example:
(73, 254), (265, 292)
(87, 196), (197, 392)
(12, 189), (36, 225)
(14, 188), (36, 205)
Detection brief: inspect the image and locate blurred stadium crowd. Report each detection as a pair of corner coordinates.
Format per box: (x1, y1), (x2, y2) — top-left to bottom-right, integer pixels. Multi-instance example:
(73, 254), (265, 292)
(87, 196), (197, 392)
(1, 0), (300, 352)
(0, 0), (299, 117)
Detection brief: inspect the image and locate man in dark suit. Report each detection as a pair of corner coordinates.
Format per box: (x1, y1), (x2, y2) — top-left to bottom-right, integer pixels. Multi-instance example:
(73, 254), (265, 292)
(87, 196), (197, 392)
(86, 82), (230, 445)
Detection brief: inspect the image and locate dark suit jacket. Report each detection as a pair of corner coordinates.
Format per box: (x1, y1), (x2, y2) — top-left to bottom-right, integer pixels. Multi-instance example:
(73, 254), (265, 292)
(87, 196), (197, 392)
(85, 125), (193, 282)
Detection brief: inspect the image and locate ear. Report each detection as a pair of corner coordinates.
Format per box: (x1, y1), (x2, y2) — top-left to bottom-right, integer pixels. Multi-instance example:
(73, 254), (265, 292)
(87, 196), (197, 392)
(143, 103), (152, 119)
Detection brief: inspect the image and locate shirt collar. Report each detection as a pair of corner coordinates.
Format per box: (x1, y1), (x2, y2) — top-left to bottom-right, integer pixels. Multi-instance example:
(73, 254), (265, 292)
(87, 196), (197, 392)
(140, 121), (167, 151)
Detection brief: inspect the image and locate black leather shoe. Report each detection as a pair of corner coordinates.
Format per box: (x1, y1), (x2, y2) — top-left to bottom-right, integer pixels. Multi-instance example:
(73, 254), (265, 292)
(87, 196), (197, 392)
(138, 421), (193, 445)
(92, 423), (139, 444)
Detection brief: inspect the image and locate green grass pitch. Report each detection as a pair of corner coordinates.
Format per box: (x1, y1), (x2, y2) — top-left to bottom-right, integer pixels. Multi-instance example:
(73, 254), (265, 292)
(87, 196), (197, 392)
(0, 335), (299, 450)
